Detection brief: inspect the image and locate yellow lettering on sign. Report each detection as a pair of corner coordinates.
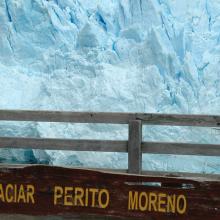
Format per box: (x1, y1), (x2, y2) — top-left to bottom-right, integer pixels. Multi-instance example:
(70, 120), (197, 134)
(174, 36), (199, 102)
(139, 192), (148, 211)
(176, 195), (187, 214)
(98, 189), (109, 209)
(0, 184), (35, 204)
(167, 194), (176, 213)
(128, 191), (187, 215)
(158, 193), (166, 213)
(17, 185), (26, 203)
(54, 186), (110, 209)
(128, 191), (138, 210)
(74, 187), (84, 206)
(27, 185), (35, 204)
(0, 184), (5, 202)
(85, 188), (89, 207)
(5, 184), (14, 203)
(54, 186), (63, 205)
(64, 187), (73, 206)
(89, 188), (98, 207)
(14, 184), (17, 203)
(149, 192), (157, 212)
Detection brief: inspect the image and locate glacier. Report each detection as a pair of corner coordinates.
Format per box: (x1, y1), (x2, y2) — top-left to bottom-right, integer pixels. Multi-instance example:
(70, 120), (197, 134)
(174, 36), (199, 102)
(0, 0), (220, 173)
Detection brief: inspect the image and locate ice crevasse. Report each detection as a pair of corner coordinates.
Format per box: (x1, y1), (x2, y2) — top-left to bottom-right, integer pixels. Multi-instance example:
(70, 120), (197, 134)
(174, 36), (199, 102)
(0, 0), (220, 173)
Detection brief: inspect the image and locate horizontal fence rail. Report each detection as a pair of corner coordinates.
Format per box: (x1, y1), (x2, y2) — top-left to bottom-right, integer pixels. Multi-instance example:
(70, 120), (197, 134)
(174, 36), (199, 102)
(0, 109), (220, 127)
(0, 110), (220, 175)
(1, 137), (220, 156)
(0, 137), (128, 152)
(142, 142), (220, 156)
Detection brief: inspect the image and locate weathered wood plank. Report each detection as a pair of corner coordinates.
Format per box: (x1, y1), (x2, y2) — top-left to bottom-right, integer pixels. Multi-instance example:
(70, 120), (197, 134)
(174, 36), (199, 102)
(141, 170), (220, 181)
(1, 137), (219, 156)
(0, 137), (127, 152)
(0, 110), (220, 127)
(94, 168), (220, 181)
(128, 120), (142, 174)
(89, 169), (220, 181)
(0, 165), (219, 220)
(142, 142), (220, 156)
(137, 113), (220, 127)
(0, 164), (219, 181)
(0, 110), (135, 124)
(0, 214), (123, 220)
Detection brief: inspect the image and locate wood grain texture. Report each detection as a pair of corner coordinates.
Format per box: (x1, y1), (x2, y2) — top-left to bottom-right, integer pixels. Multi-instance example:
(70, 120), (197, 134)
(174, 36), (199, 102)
(137, 113), (220, 127)
(0, 110), (220, 127)
(1, 137), (219, 156)
(0, 110), (135, 124)
(142, 142), (220, 156)
(0, 165), (219, 220)
(0, 214), (123, 220)
(128, 120), (142, 174)
(0, 137), (127, 152)
(0, 165), (219, 181)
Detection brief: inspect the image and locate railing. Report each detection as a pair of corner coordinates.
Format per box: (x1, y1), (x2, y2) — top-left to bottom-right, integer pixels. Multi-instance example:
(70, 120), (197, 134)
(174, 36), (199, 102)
(0, 110), (220, 176)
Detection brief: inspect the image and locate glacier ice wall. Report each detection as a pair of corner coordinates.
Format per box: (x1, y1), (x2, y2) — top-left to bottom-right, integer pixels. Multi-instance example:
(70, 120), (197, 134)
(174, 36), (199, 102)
(0, 0), (220, 173)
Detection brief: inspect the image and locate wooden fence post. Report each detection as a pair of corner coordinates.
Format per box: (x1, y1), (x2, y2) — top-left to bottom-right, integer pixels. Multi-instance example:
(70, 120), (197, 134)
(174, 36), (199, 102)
(128, 120), (142, 174)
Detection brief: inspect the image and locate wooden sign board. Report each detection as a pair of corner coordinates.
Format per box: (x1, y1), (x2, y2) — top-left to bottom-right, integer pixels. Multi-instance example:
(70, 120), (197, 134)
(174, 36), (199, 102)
(0, 165), (219, 220)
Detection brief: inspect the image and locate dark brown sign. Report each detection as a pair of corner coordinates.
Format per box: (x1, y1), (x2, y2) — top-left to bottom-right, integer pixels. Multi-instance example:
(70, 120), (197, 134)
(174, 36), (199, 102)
(0, 165), (219, 220)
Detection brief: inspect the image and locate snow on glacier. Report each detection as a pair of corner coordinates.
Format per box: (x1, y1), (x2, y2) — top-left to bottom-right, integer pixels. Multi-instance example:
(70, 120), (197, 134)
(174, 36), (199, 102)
(0, 0), (220, 173)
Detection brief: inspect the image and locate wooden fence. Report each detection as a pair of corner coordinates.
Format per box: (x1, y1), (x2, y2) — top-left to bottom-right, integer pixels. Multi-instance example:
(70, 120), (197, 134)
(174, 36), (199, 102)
(0, 110), (220, 176)
(0, 110), (220, 219)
